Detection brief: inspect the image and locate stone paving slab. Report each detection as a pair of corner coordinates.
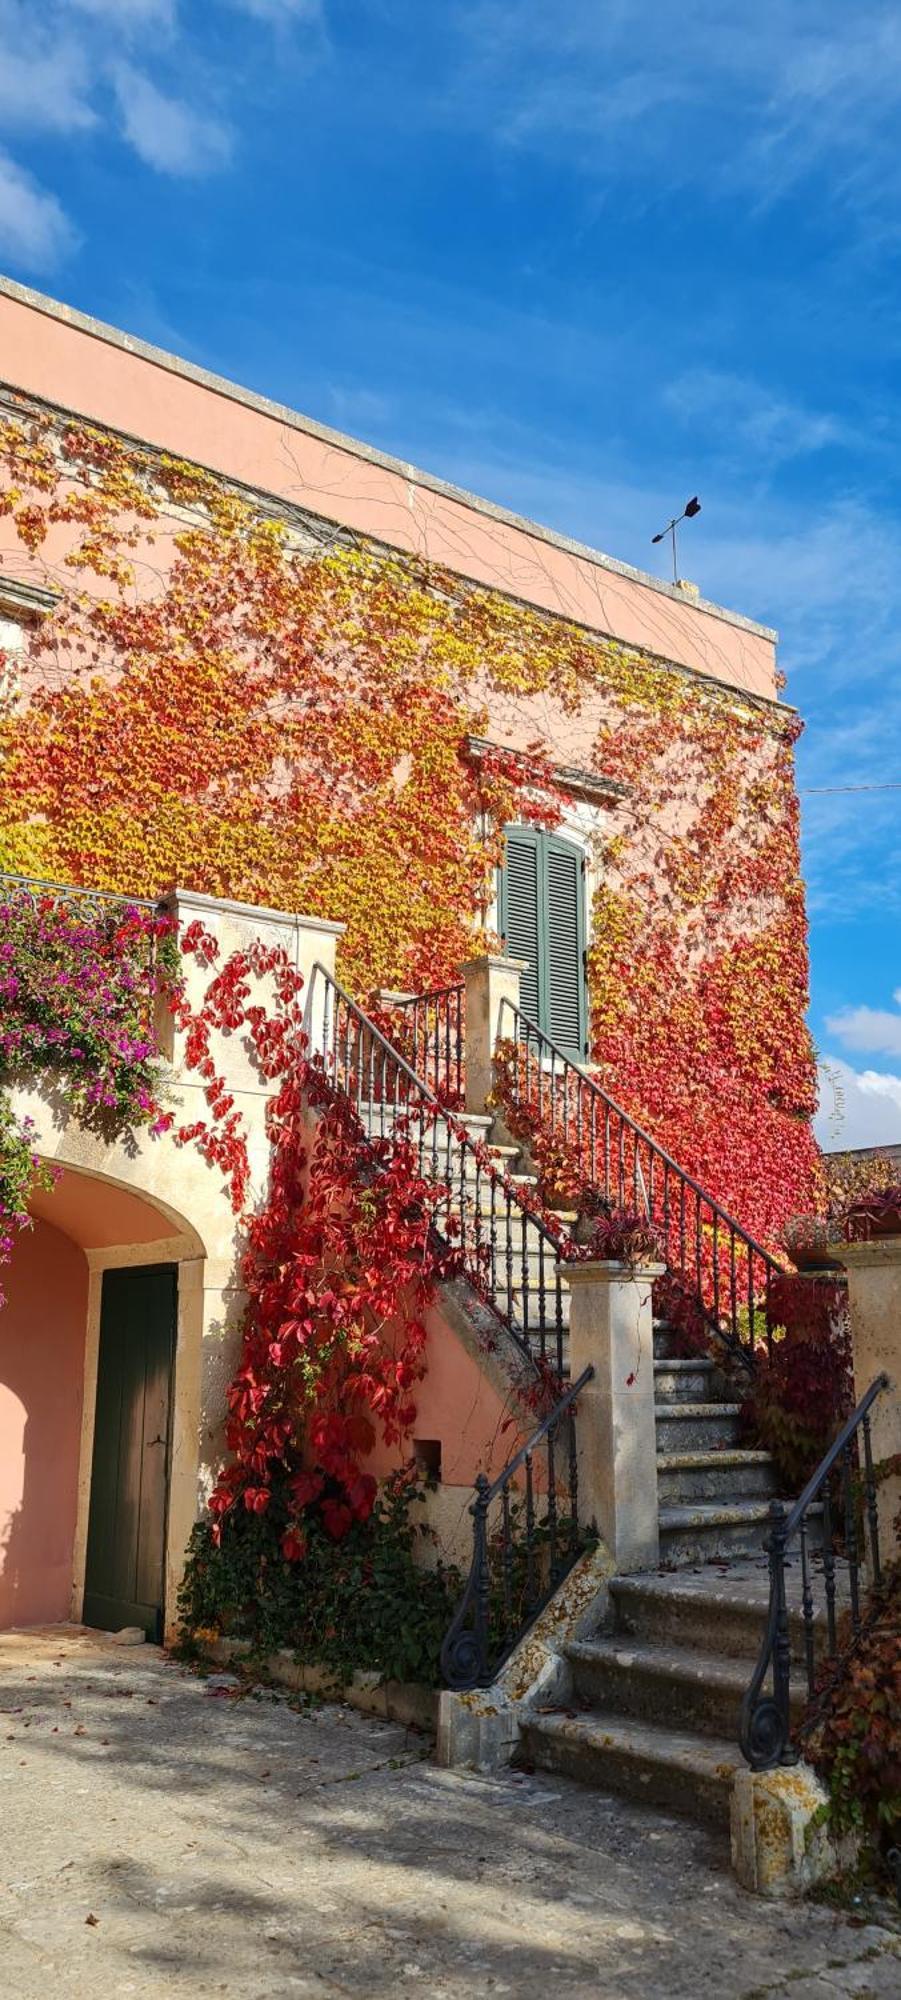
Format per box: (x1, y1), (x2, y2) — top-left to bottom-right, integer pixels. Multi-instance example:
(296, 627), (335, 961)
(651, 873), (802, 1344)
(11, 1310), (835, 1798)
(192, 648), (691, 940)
(0, 1627), (898, 1999)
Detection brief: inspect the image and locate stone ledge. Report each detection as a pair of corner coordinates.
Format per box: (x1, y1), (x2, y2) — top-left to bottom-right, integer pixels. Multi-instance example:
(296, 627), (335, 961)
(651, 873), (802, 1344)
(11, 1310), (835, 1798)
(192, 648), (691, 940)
(201, 1635), (438, 1732)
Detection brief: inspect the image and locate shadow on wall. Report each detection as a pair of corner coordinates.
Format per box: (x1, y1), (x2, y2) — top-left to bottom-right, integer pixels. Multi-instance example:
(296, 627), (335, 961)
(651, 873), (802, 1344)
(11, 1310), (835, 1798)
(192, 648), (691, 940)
(0, 1218), (88, 1627)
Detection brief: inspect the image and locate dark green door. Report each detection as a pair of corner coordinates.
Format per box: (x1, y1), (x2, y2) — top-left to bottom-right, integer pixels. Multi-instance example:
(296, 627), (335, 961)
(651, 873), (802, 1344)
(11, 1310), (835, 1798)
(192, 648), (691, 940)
(498, 825), (588, 1057)
(83, 1266), (176, 1641)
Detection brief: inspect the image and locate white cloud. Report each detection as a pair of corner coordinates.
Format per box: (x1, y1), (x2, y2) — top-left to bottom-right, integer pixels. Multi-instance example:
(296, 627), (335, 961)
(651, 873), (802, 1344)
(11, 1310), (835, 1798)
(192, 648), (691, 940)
(112, 63), (232, 175)
(663, 369), (845, 466)
(825, 996), (901, 1057)
(0, 150), (76, 269)
(816, 1056), (901, 1149)
(454, 2), (901, 233)
(0, 6), (96, 132)
(66, 0), (175, 21)
(228, 0), (322, 19)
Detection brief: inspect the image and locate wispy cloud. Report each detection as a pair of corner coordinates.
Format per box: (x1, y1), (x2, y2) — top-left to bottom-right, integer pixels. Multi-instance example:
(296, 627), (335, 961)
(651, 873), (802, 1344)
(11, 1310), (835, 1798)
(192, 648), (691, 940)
(228, 0), (322, 20)
(0, 0), (323, 263)
(66, 0), (176, 23)
(112, 63), (231, 175)
(815, 1056), (901, 1149)
(453, 2), (901, 235)
(663, 369), (847, 466)
(0, 149), (77, 269)
(0, 5), (96, 134)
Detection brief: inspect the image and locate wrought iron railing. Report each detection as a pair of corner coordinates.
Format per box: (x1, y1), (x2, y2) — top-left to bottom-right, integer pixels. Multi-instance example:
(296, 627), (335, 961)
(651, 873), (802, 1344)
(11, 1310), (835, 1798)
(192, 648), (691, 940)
(739, 1372), (890, 1771)
(497, 1001), (782, 1367)
(440, 1364), (595, 1690)
(376, 983), (465, 1106)
(305, 964), (572, 1375)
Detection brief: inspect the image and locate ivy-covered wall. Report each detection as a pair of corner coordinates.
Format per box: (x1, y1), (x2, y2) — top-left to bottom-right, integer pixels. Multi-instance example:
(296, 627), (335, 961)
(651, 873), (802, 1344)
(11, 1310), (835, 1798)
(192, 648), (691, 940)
(0, 404), (819, 1245)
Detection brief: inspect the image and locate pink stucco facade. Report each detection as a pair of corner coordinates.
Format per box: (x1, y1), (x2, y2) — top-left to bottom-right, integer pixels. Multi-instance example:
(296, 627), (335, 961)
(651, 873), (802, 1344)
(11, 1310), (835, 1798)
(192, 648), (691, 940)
(0, 1218), (87, 1627)
(0, 277), (777, 702)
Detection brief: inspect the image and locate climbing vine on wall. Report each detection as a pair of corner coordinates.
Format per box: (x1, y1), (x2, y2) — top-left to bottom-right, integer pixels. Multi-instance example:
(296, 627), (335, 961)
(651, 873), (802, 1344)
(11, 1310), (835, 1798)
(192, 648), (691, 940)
(171, 923), (461, 1544)
(0, 401), (819, 1244)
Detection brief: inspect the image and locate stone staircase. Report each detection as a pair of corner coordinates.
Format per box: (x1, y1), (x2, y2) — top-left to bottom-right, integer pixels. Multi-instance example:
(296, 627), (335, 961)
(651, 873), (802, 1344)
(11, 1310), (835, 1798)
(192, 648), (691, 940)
(354, 1094), (831, 1834)
(519, 1320), (837, 1832)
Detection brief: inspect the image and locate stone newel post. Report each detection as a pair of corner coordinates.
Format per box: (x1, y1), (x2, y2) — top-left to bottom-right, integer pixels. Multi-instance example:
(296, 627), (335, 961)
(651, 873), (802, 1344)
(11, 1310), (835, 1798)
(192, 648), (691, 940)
(837, 1235), (901, 1568)
(461, 953), (526, 1120)
(562, 1258), (664, 1571)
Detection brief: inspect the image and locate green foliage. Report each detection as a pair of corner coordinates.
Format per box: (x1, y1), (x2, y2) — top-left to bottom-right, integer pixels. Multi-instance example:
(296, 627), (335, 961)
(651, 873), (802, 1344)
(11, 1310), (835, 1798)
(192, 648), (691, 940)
(805, 1556), (901, 1879)
(742, 1284), (853, 1490)
(177, 1466), (461, 1688)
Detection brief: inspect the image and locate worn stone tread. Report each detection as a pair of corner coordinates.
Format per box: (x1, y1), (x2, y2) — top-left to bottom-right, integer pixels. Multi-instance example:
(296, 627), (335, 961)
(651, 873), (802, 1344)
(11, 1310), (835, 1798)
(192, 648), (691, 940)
(657, 1447), (773, 1469)
(653, 1401), (743, 1419)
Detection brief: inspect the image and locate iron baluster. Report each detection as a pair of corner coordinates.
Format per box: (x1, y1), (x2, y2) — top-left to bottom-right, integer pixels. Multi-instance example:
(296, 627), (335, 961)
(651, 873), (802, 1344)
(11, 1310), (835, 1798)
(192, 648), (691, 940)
(799, 1517), (816, 1694)
(488, 1168), (498, 1305)
(729, 1230), (738, 1352)
(504, 1186), (515, 1323)
(537, 1229), (548, 1368)
(546, 1421), (558, 1579)
(739, 1374), (888, 1770)
(440, 1367), (593, 1691)
(554, 1266), (565, 1381)
(822, 1483), (837, 1655)
(520, 1206), (530, 1354)
(712, 1214), (720, 1331)
(862, 1413), (882, 1587)
(842, 1444), (861, 1634)
(501, 1486), (513, 1637)
(524, 1451), (536, 1610)
(567, 1405), (579, 1552)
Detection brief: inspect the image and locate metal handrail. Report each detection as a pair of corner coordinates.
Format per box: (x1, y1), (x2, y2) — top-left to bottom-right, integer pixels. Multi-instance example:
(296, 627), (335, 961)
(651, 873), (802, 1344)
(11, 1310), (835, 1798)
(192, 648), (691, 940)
(305, 963), (574, 1376)
(440, 1364), (595, 1691)
(739, 1372), (890, 1771)
(375, 981), (464, 1106)
(498, 998), (782, 1365)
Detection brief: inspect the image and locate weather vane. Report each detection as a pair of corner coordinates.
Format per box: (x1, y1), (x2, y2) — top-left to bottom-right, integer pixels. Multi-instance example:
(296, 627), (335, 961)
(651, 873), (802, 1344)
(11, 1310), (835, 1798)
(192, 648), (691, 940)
(652, 495), (701, 584)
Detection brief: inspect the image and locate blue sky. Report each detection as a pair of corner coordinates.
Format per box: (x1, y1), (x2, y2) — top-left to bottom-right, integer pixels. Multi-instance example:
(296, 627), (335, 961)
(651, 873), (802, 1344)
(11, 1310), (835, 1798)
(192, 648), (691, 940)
(1, 0), (900, 1148)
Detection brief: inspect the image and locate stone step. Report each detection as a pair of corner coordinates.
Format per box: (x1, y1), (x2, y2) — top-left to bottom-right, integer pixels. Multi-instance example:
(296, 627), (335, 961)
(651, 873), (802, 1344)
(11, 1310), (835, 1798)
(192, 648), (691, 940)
(657, 1499), (817, 1565)
(610, 1559), (841, 1666)
(563, 1635), (807, 1740)
(653, 1357), (720, 1401)
(656, 1450), (778, 1507)
(519, 1708), (741, 1829)
(654, 1402), (744, 1453)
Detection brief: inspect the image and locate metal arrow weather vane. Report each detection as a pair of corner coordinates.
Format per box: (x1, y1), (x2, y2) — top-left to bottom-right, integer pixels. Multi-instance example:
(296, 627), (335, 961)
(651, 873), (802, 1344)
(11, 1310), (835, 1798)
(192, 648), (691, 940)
(652, 495), (701, 584)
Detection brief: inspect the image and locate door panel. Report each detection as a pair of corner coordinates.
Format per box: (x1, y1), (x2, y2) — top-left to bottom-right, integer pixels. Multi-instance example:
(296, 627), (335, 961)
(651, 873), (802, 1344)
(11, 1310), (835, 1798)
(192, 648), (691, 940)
(83, 1266), (176, 1640)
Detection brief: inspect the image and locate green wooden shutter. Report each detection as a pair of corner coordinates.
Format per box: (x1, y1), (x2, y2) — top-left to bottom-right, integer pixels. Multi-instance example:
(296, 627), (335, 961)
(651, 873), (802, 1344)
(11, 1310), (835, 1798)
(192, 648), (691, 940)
(499, 825), (587, 1056)
(500, 828), (541, 1025)
(545, 834), (586, 1056)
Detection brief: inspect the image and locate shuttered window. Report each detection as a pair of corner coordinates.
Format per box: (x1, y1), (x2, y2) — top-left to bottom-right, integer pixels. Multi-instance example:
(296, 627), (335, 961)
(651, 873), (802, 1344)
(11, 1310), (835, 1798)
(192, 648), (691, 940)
(498, 826), (587, 1056)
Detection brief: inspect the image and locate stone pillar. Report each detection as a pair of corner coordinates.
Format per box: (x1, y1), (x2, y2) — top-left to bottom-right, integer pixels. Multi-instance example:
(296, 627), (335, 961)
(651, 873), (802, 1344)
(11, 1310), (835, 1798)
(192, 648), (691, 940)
(163, 888), (345, 1066)
(563, 1259), (664, 1571)
(837, 1235), (901, 1569)
(460, 953), (526, 1119)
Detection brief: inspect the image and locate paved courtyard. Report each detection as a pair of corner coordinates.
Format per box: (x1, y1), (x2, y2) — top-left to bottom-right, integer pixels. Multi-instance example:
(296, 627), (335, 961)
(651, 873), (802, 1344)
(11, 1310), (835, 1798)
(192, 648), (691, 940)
(0, 1630), (898, 1999)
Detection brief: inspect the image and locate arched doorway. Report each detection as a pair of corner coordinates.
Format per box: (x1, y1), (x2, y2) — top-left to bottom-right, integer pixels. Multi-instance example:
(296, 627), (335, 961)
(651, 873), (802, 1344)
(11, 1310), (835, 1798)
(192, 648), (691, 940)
(0, 1165), (205, 1637)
